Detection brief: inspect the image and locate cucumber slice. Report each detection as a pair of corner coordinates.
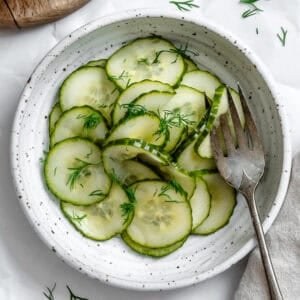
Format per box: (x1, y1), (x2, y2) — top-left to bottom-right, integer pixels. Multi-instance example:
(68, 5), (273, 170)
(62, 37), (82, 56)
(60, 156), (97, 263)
(189, 177), (211, 230)
(106, 37), (185, 89)
(161, 85), (206, 152)
(126, 180), (192, 248)
(61, 182), (132, 241)
(50, 106), (108, 147)
(133, 91), (174, 115)
(122, 231), (187, 257)
(163, 85), (206, 130)
(112, 80), (174, 125)
(177, 140), (217, 172)
(49, 103), (62, 134)
(194, 85), (228, 158)
(184, 57), (198, 72)
(105, 113), (165, 147)
(181, 70), (222, 99)
(102, 139), (170, 178)
(59, 66), (119, 124)
(86, 59), (107, 67)
(104, 159), (160, 186)
(157, 164), (195, 200)
(193, 173), (236, 235)
(45, 138), (111, 205)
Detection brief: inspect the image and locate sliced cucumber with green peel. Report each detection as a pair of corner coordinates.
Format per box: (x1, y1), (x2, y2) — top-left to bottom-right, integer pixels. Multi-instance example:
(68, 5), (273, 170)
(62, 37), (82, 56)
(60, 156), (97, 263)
(102, 139), (170, 178)
(189, 177), (211, 230)
(113, 80), (174, 125)
(86, 59), (107, 68)
(104, 159), (160, 186)
(184, 57), (198, 72)
(50, 106), (108, 147)
(157, 164), (195, 200)
(126, 180), (192, 248)
(161, 85), (206, 152)
(106, 37), (185, 89)
(61, 182), (132, 241)
(193, 172), (236, 235)
(177, 140), (217, 172)
(59, 66), (119, 124)
(49, 103), (62, 134)
(133, 91), (174, 115)
(105, 113), (165, 147)
(181, 70), (221, 99)
(122, 231), (187, 257)
(163, 85), (206, 131)
(45, 138), (111, 205)
(194, 85), (228, 158)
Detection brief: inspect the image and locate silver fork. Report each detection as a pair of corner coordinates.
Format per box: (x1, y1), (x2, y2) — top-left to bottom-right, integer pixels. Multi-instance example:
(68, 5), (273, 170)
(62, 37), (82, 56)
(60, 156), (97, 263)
(210, 85), (283, 300)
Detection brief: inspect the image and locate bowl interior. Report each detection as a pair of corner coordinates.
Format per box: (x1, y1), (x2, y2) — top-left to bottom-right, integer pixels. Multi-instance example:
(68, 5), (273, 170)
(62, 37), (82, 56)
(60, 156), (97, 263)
(11, 12), (289, 290)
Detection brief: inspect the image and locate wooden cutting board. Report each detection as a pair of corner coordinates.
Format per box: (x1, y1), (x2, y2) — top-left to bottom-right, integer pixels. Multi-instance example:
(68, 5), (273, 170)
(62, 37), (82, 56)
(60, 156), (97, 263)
(0, 0), (90, 29)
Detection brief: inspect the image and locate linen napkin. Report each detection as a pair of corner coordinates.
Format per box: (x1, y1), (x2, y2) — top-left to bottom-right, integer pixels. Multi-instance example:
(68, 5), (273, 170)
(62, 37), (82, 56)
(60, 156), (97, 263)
(234, 153), (300, 300)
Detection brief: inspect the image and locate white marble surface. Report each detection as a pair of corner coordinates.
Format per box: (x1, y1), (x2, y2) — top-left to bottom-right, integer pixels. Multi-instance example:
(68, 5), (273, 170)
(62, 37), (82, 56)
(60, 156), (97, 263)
(1, 1), (300, 299)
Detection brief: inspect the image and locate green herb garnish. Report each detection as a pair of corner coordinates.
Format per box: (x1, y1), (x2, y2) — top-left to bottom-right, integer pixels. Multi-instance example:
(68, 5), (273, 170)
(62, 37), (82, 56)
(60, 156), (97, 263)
(67, 285), (88, 300)
(137, 58), (151, 65)
(70, 212), (87, 224)
(120, 103), (148, 118)
(154, 109), (196, 141)
(169, 0), (199, 12)
(111, 70), (131, 88)
(66, 158), (99, 190)
(152, 43), (198, 64)
(158, 179), (185, 203)
(89, 189), (106, 197)
(77, 113), (102, 129)
(43, 283), (56, 300)
(120, 186), (136, 224)
(277, 27), (288, 47)
(240, 0), (263, 18)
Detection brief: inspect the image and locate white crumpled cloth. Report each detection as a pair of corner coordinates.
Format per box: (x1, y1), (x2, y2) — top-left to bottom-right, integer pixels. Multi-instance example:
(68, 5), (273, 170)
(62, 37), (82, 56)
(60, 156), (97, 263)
(1, 1), (300, 299)
(234, 154), (300, 300)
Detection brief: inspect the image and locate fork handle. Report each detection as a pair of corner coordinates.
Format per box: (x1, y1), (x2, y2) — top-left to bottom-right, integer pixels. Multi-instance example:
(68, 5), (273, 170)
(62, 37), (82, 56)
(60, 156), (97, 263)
(245, 192), (283, 300)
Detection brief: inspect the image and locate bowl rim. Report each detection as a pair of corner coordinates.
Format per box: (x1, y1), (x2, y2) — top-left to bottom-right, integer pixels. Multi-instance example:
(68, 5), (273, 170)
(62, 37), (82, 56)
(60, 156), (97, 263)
(10, 8), (292, 291)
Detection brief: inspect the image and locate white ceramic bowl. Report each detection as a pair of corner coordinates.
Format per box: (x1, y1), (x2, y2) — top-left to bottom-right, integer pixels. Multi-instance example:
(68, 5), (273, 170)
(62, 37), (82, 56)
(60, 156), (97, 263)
(11, 9), (291, 291)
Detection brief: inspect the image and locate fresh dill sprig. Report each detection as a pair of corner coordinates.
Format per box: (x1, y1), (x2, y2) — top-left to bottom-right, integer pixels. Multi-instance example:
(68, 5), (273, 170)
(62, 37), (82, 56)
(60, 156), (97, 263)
(158, 179), (185, 203)
(110, 168), (122, 184)
(240, 0), (263, 18)
(120, 103), (148, 118)
(77, 113), (102, 129)
(66, 285), (88, 300)
(39, 150), (49, 165)
(43, 283), (56, 300)
(70, 212), (87, 224)
(277, 27), (288, 47)
(169, 0), (199, 12)
(39, 157), (46, 164)
(169, 179), (186, 196)
(154, 110), (196, 141)
(120, 186), (136, 224)
(137, 58), (151, 65)
(66, 158), (98, 191)
(111, 70), (131, 88)
(152, 43), (198, 64)
(89, 189), (106, 197)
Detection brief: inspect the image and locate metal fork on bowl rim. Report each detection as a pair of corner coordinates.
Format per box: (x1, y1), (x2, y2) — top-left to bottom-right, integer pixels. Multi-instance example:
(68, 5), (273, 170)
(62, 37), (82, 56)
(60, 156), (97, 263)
(210, 85), (283, 300)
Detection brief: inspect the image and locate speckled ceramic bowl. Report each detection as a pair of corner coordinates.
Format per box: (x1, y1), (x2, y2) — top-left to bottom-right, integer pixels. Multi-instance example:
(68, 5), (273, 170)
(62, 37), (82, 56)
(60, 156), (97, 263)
(11, 9), (291, 291)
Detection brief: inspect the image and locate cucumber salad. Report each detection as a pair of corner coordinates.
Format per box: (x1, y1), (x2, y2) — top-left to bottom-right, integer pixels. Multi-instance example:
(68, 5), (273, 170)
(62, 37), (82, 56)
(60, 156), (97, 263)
(44, 37), (245, 257)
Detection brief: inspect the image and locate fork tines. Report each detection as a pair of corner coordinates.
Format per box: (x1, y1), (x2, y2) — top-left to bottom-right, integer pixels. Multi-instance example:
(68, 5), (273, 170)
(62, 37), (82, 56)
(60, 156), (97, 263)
(211, 84), (264, 159)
